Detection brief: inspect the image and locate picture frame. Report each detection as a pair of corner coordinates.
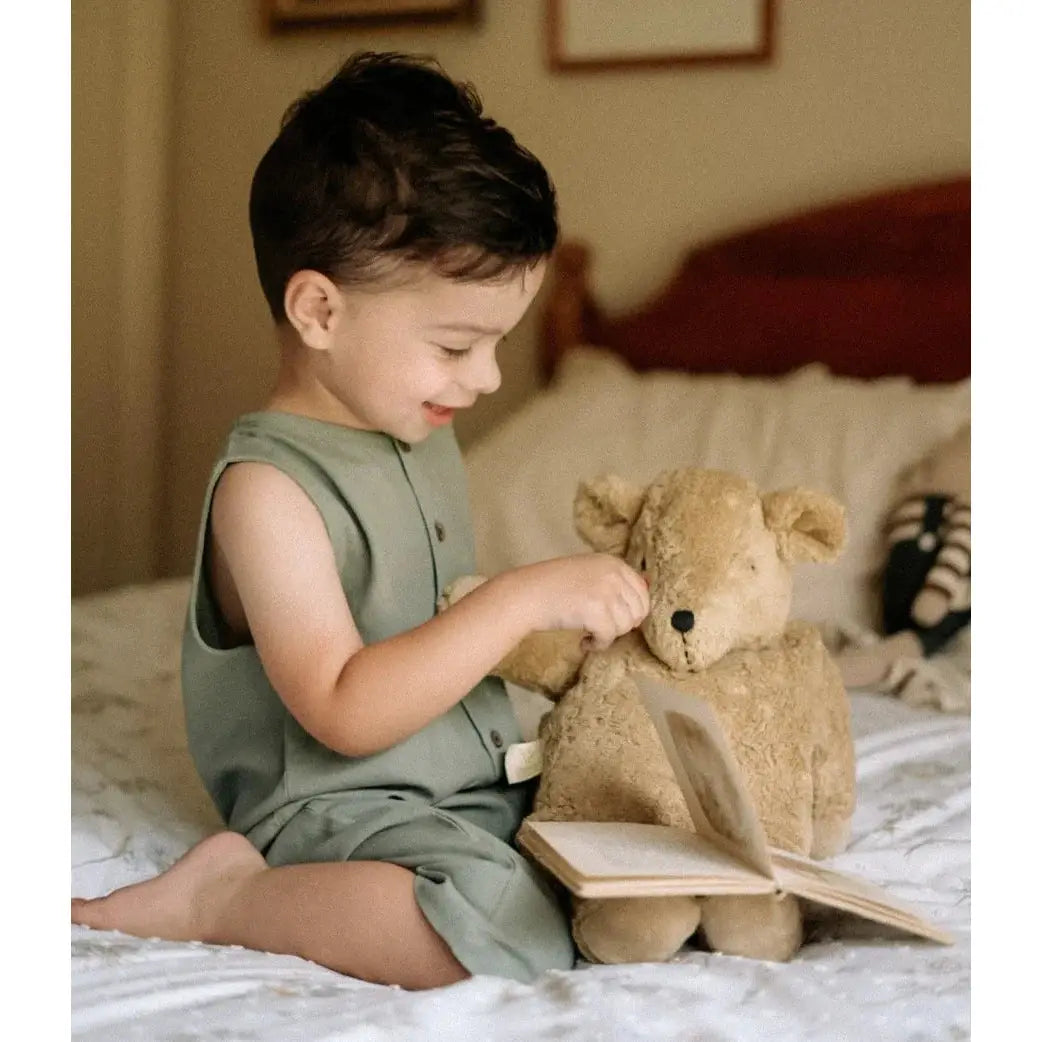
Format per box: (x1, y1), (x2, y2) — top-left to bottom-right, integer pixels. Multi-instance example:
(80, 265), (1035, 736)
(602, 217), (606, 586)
(267, 0), (480, 29)
(546, 0), (774, 72)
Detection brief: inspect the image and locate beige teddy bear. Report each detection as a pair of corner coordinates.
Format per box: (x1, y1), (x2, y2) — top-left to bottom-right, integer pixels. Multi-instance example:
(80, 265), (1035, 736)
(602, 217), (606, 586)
(448, 468), (856, 964)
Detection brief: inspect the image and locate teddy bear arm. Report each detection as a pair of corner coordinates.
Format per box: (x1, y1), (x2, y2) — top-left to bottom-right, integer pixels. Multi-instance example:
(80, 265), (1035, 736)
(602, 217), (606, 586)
(494, 629), (588, 699)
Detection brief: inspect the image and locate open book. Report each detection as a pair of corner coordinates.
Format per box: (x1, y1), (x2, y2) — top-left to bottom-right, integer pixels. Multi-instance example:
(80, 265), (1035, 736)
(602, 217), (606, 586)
(517, 677), (953, 945)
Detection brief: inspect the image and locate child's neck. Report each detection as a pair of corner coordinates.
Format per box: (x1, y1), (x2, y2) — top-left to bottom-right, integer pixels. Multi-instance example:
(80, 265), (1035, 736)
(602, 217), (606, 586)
(265, 341), (370, 432)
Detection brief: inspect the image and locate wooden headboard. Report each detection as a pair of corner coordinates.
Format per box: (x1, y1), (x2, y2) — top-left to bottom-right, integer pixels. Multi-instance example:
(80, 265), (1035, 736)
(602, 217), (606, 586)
(541, 177), (970, 384)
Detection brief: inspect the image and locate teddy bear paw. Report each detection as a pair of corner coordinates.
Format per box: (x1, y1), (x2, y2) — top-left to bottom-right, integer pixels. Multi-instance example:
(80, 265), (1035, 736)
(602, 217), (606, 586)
(436, 574), (488, 614)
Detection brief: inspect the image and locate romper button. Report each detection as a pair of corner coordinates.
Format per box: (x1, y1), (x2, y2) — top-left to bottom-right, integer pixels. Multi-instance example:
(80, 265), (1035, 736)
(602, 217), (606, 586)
(490, 730), (504, 748)
(434, 521), (446, 542)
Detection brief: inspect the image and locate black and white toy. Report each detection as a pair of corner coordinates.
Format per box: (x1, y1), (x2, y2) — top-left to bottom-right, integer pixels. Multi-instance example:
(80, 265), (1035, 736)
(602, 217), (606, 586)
(836, 424), (970, 703)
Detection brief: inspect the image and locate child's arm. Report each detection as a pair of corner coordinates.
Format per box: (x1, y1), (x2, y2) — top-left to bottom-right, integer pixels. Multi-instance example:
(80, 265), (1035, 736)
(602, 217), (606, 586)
(212, 462), (648, 758)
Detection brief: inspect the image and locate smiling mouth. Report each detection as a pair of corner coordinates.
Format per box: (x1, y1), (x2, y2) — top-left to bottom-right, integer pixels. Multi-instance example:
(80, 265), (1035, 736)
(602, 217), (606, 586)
(422, 402), (460, 426)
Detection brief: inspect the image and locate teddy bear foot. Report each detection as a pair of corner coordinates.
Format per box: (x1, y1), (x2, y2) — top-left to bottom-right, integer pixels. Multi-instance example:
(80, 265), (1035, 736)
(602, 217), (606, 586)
(572, 896), (702, 965)
(700, 893), (802, 962)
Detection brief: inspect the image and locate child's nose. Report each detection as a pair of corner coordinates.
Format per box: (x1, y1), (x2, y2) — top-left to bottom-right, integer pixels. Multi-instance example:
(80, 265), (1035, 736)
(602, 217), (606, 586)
(466, 352), (502, 396)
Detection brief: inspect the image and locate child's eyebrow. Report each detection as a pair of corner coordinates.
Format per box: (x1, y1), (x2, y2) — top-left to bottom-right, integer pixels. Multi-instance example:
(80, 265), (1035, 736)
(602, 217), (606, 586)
(429, 322), (504, 335)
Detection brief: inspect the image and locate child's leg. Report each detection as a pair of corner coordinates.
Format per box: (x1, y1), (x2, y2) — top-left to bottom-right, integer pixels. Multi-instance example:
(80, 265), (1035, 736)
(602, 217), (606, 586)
(71, 831), (468, 990)
(265, 795), (574, 982)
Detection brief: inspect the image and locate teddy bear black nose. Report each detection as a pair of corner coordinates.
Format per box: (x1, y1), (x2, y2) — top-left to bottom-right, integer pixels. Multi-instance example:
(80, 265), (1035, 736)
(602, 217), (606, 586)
(670, 609), (695, 633)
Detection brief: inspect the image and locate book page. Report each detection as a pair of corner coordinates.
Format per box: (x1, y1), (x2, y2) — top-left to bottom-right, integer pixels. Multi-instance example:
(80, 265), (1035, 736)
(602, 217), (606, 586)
(635, 676), (775, 878)
(770, 850), (954, 944)
(518, 820), (775, 899)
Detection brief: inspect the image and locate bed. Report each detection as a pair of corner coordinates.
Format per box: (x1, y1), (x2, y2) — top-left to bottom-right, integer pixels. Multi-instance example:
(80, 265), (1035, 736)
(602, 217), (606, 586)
(72, 177), (970, 1040)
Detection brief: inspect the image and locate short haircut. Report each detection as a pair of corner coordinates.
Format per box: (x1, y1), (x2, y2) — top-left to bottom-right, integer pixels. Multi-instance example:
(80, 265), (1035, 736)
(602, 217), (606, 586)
(249, 51), (558, 321)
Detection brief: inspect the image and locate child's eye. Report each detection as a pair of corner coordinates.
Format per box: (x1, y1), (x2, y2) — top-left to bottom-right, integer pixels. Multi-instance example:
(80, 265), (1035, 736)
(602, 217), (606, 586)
(436, 344), (472, 359)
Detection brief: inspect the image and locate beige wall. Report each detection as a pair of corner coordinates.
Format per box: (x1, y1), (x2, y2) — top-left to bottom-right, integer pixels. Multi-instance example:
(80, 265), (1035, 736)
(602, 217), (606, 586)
(72, 0), (173, 594)
(73, 0), (969, 592)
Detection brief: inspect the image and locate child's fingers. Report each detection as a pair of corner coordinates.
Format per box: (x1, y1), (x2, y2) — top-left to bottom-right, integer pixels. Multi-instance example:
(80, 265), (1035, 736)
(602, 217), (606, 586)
(585, 604), (623, 650)
(580, 595), (644, 651)
(622, 581), (650, 624)
(582, 631), (615, 652)
(603, 597), (644, 642)
(610, 577), (648, 630)
(619, 564), (651, 616)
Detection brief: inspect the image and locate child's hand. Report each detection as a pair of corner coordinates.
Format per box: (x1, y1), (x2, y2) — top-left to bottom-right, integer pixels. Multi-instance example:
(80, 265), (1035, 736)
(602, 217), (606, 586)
(505, 554), (650, 651)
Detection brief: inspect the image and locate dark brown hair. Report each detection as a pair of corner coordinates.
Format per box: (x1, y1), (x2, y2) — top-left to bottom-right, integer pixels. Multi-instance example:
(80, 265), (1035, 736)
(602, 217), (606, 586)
(249, 51), (558, 322)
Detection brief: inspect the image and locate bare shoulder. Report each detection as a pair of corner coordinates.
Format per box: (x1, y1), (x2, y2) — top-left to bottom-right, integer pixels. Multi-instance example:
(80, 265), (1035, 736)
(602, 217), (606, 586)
(208, 462), (331, 644)
(210, 459), (339, 589)
(209, 459), (364, 719)
(212, 461), (322, 533)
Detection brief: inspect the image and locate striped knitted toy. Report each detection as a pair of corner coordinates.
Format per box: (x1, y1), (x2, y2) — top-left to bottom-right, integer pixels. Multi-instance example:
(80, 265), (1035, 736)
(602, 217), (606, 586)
(883, 490), (970, 654)
(836, 424), (970, 699)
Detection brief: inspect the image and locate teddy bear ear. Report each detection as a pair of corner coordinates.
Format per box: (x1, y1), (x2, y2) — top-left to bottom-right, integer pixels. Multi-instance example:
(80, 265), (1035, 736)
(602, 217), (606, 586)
(574, 475), (645, 554)
(762, 488), (847, 563)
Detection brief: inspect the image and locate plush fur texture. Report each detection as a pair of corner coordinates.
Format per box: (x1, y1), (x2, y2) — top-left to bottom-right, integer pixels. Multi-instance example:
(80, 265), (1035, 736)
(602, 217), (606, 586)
(447, 467), (856, 964)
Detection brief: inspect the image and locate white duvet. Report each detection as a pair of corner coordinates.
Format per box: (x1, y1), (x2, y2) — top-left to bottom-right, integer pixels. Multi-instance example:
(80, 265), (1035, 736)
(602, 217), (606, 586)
(72, 579), (969, 1041)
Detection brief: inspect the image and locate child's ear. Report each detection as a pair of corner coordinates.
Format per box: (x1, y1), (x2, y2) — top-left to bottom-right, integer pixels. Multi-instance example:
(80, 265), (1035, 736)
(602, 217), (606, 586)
(762, 487), (846, 563)
(574, 475), (645, 554)
(284, 271), (342, 349)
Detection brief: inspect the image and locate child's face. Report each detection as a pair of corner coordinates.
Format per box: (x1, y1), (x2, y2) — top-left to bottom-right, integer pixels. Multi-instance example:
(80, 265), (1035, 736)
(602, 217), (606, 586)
(320, 262), (546, 443)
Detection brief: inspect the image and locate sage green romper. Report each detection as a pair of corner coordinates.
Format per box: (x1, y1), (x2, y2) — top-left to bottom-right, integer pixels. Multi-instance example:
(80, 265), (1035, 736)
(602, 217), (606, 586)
(181, 412), (573, 982)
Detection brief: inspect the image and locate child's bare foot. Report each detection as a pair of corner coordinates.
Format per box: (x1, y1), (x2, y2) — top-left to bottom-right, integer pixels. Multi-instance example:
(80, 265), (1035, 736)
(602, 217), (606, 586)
(71, 831), (265, 944)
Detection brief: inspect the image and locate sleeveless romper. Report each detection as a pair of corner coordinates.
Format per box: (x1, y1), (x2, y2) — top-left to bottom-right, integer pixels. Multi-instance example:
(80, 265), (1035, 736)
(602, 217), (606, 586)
(181, 411), (573, 981)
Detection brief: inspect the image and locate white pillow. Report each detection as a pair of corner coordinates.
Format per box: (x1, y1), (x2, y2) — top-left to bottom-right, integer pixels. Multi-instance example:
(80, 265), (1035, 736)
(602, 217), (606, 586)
(464, 347), (970, 630)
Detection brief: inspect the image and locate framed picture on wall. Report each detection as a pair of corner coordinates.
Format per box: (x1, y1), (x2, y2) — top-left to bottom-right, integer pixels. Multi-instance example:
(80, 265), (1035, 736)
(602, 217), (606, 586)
(268, 0), (480, 29)
(546, 0), (774, 71)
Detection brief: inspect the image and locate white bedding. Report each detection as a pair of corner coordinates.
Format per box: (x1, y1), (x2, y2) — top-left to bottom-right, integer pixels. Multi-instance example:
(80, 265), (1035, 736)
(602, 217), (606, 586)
(72, 579), (969, 1041)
